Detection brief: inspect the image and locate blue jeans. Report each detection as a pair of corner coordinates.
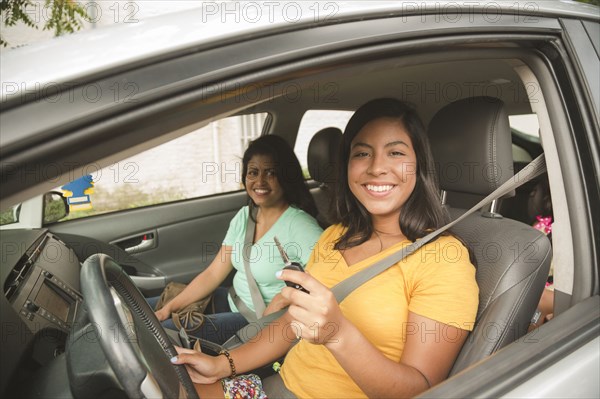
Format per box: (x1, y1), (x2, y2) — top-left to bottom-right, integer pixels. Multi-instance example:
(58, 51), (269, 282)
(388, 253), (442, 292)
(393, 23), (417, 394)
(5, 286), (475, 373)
(147, 286), (248, 345)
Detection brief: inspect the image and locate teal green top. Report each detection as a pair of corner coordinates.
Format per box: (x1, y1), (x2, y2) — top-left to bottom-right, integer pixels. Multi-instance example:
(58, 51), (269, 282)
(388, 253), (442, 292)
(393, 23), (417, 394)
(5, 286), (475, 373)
(223, 205), (323, 313)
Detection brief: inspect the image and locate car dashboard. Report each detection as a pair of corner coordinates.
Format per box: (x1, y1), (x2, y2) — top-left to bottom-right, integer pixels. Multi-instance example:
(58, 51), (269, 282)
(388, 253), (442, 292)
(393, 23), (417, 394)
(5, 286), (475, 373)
(1, 229), (83, 396)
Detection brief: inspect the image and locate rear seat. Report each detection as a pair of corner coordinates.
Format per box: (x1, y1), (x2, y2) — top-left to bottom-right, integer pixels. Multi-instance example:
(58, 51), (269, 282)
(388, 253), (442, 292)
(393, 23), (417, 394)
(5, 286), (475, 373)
(306, 127), (342, 228)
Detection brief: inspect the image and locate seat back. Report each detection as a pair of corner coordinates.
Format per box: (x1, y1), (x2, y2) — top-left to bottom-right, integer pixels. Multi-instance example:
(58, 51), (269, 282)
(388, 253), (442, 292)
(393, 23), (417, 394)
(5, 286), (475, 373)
(307, 127), (342, 228)
(428, 97), (552, 374)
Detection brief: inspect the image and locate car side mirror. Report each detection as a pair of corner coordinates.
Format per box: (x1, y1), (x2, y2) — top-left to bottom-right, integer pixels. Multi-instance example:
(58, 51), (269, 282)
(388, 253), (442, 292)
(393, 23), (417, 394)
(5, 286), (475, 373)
(43, 191), (69, 224)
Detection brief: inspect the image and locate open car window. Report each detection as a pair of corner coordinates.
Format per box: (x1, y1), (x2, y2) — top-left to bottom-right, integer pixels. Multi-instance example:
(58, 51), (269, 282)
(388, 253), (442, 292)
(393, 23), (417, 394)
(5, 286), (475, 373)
(45, 113), (268, 223)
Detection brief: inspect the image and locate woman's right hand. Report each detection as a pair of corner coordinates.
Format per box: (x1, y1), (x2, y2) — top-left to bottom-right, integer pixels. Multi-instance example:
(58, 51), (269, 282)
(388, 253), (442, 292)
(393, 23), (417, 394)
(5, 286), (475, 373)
(155, 306), (171, 322)
(171, 347), (229, 384)
(277, 269), (347, 346)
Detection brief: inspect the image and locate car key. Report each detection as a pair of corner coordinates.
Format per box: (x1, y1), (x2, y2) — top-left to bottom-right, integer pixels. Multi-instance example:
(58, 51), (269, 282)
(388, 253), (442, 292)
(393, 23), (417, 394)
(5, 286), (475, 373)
(274, 236), (309, 294)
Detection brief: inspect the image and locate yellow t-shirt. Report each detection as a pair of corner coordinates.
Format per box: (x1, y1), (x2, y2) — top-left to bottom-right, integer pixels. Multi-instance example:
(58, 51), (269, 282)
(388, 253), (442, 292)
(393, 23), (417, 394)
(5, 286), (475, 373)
(280, 224), (479, 398)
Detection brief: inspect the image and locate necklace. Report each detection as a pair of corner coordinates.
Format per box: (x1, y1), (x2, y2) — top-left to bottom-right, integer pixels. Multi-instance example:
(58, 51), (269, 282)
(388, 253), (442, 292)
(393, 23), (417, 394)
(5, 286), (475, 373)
(373, 230), (406, 252)
(374, 231), (384, 252)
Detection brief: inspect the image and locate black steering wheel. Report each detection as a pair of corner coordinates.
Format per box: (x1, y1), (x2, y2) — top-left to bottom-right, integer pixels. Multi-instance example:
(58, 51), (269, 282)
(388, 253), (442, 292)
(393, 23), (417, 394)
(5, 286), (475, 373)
(75, 253), (199, 398)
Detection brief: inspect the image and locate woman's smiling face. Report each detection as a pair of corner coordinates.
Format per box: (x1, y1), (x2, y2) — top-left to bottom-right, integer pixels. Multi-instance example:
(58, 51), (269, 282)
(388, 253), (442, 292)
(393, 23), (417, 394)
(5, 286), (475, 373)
(347, 117), (417, 220)
(245, 154), (286, 209)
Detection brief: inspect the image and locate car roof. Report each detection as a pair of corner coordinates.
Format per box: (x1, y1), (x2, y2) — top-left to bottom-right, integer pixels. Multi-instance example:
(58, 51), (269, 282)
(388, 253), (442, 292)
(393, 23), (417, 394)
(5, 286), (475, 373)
(1, 0), (598, 101)
(1, 0), (598, 209)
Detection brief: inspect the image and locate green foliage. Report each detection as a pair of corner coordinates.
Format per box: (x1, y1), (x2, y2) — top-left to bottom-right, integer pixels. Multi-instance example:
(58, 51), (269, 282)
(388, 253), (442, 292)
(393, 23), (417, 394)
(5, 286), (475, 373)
(43, 194), (67, 223)
(302, 167), (311, 180)
(0, 208), (17, 225)
(1, 0), (37, 30)
(1, 0), (88, 47)
(44, 0), (87, 36)
(61, 185), (187, 222)
(576, 0), (600, 5)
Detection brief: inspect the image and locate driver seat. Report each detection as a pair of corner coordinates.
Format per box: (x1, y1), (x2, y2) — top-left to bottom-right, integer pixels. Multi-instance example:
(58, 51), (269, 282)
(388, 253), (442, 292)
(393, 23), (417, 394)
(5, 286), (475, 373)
(427, 97), (552, 374)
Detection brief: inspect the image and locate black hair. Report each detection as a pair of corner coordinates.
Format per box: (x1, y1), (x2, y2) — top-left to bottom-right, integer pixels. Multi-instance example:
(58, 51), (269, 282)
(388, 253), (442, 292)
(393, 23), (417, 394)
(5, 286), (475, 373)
(242, 135), (318, 218)
(333, 98), (449, 249)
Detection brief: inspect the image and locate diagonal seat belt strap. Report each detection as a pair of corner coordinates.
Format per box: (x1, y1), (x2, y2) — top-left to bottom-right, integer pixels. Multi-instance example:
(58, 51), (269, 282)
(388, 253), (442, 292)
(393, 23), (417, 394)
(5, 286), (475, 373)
(330, 154), (547, 302)
(232, 206), (266, 322)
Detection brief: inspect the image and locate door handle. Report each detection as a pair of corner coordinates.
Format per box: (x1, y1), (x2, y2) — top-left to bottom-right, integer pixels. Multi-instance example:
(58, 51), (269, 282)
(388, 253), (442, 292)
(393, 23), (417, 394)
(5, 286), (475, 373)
(111, 231), (157, 254)
(125, 236), (155, 254)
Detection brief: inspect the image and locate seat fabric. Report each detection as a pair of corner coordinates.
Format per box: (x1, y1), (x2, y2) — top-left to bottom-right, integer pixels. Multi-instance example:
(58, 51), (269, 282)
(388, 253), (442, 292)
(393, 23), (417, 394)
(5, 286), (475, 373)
(306, 127), (342, 228)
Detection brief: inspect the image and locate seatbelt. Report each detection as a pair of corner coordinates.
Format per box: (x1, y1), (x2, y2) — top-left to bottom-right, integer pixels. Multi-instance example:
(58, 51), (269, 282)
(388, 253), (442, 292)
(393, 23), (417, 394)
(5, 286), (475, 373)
(332, 154), (546, 301)
(222, 155), (547, 349)
(230, 206), (267, 322)
(228, 286), (259, 322)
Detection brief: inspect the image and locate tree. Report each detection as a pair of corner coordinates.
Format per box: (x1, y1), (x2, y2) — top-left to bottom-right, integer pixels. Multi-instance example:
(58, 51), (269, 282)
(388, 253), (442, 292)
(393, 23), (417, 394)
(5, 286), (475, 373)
(1, 0), (88, 47)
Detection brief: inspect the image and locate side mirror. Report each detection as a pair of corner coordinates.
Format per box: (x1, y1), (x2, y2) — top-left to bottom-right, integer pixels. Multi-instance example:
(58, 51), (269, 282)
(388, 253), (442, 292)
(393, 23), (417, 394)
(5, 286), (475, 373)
(0, 203), (21, 225)
(43, 191), (69, 224)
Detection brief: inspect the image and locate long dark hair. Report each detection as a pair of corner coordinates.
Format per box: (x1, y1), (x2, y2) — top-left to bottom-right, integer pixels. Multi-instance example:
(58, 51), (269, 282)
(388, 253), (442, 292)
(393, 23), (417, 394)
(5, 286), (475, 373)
(242, 135), (318, 218)
(334, 98), (449, 249)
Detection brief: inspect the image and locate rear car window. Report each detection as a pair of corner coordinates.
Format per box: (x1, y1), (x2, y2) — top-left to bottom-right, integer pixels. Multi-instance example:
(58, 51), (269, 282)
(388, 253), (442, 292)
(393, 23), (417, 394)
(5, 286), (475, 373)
(294, 110), (353, 177)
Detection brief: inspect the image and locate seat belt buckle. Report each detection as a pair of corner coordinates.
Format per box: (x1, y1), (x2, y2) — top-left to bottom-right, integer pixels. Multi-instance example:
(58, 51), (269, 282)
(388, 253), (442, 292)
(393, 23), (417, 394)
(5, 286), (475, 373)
(179, 327), (191, 349)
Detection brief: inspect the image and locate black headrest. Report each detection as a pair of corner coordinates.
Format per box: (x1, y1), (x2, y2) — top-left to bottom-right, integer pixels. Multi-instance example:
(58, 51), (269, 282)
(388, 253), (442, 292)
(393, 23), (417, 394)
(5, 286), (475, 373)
(307, 127), (342, 184)
(428, 97), (514, 196)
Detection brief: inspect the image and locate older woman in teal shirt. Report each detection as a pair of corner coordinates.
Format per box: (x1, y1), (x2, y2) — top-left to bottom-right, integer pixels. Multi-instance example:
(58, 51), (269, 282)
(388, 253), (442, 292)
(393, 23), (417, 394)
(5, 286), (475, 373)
(153, 135), (322, 344)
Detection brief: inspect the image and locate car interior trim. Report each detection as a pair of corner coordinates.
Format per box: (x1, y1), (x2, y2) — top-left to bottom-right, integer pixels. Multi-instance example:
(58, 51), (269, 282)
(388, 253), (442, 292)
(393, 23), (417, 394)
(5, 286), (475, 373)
(0, 12), (562, 112)
(513, 64), (575, 300)
(539, 40), (600, 299)
(517, 46), (598, 302)
(560, 18), (600, 122)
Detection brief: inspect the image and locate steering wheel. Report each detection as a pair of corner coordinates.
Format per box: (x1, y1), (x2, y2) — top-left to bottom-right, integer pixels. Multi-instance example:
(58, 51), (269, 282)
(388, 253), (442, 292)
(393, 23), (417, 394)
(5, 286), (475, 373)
(76, 253), (199, 398)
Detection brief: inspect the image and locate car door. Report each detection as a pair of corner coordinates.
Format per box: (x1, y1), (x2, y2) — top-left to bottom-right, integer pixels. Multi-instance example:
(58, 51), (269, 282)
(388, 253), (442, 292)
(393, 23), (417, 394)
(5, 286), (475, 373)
(423, 11), (600, 399)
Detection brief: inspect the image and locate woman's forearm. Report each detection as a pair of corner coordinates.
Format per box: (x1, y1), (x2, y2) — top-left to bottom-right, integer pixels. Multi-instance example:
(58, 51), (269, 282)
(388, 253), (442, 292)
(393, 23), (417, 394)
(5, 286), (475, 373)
(229, 311), (296, 375)
(165, 270), (220, 312)
(165, 246), (233, 313)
